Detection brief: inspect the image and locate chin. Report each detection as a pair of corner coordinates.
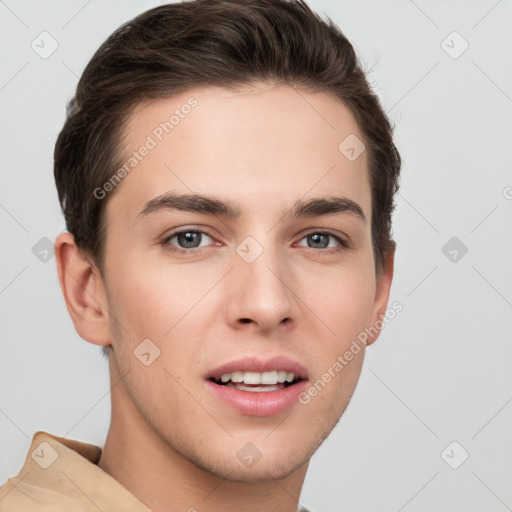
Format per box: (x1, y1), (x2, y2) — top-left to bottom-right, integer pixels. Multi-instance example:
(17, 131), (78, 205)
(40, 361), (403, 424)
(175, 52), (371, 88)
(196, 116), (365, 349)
(180, 424), (334, 483)
(197, 449), (310, 483)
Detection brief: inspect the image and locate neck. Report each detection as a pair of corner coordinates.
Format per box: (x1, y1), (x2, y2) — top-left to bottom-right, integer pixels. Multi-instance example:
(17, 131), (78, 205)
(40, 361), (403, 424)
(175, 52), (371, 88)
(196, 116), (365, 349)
(97, 355), (309, 512)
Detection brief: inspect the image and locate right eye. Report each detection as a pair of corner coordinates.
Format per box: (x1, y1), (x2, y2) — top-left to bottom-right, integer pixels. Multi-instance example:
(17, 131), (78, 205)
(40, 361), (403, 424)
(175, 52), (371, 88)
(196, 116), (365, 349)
(160, 229), (217, 255)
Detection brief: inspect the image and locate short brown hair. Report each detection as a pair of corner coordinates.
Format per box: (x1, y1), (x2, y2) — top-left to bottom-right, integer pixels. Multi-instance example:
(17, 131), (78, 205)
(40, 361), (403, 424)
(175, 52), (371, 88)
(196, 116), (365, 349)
(54, 0), (400, 278)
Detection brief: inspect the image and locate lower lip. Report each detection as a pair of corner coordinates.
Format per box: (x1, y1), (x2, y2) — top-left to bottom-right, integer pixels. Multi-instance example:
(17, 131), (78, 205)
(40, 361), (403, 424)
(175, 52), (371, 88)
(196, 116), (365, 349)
(205, 379), (308, 417)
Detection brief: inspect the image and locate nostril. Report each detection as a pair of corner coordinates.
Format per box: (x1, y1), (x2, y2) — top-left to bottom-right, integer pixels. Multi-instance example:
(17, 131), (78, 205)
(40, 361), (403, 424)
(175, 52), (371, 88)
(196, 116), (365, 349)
(239, 318), (252, 324)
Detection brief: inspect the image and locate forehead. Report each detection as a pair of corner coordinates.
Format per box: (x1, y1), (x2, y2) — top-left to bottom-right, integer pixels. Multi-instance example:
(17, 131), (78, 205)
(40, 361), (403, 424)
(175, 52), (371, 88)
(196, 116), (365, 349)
(107, 82), (370, 224)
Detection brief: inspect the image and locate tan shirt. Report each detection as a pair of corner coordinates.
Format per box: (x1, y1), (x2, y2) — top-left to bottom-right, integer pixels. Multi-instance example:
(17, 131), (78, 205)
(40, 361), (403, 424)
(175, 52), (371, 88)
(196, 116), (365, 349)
(0, 431), (151, 511)
(0, 431), (312, 512)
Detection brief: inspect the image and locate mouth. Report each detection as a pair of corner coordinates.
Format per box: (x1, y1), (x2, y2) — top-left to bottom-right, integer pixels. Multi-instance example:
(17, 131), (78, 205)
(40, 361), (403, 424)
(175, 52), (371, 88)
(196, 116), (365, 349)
(204, 356), (308, 416)
(209, 370), (302, 392)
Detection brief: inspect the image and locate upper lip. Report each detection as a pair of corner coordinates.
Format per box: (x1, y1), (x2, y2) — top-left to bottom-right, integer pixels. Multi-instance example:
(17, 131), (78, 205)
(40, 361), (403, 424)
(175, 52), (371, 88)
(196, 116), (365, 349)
(206, 356), (308, 381)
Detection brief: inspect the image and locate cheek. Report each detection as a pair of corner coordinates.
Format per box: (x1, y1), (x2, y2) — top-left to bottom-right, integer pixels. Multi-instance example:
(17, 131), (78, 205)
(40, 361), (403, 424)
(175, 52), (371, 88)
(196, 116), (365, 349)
(301, 261), (376, 346)
(105, 253), (220, 351)
(107, 277), (166, 338)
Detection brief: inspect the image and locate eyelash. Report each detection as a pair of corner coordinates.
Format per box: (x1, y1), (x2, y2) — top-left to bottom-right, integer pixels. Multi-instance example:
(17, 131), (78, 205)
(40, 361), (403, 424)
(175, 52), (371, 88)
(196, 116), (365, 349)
(160, 228), (351, 256)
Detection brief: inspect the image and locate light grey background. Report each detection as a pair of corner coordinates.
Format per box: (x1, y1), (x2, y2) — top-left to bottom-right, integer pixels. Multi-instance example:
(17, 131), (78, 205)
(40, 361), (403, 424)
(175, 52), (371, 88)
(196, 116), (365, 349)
(1, 1), (511, 511)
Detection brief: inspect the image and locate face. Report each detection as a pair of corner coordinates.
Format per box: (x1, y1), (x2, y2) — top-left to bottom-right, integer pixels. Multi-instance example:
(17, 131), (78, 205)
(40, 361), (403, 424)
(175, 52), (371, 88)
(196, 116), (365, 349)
(98, 82), (391, 481)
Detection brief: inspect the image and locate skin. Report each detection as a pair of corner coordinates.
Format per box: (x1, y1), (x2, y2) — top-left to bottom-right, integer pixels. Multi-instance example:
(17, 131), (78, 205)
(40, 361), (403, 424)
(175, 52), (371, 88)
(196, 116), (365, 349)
(55, 82), (394, 512)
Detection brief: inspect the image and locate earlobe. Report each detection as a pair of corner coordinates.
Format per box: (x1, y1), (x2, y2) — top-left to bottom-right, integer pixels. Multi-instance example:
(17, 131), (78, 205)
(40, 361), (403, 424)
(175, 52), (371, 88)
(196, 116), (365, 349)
(365, 244), (395, 347)
(54, 232), (111, 347)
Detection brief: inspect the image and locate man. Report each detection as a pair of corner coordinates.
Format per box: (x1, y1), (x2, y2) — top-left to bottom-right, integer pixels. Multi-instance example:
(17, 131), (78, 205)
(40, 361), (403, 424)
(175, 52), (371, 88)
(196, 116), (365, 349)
(0, 0), (401, 510)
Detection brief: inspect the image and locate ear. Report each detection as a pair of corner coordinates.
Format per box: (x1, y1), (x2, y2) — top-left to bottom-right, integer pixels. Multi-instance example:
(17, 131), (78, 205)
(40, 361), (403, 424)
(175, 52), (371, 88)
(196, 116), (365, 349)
(365, 243), (395, 347)
(54, 232), (111, 347)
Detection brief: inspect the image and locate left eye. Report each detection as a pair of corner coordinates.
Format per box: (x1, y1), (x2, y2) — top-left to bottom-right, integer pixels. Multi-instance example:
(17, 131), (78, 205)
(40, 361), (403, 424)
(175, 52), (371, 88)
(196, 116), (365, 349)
(296, 233), (343, 249)
(164, 230), (214, 249)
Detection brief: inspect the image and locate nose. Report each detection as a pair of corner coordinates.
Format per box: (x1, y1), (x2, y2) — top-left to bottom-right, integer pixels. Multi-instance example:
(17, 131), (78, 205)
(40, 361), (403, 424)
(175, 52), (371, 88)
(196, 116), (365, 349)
(225, 242), (296, 334)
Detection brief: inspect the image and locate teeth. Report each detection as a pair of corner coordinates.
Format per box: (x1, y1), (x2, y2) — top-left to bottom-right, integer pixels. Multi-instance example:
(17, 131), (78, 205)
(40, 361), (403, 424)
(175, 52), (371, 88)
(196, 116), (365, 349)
(227, 383), (283, 392)
(218, 370), (296, 385)
(230, 371), (244, 383)
(260, 371), (277, 384)
(243, 372), (261, 385)
(277, 370), (287, 383)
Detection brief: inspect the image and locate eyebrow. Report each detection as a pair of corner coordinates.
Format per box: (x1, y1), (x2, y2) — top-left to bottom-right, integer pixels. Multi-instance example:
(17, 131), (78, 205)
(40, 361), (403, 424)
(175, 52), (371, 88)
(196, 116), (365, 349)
(135, 192), (366, 225)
